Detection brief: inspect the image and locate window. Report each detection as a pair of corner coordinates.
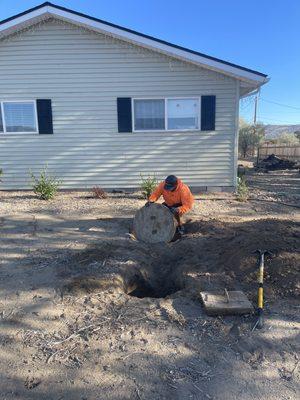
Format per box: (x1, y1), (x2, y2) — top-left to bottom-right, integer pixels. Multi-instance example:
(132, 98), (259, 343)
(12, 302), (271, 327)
(134, 99), (165, 131)
(167, 98), (199, 130)
(0, 101), (38, 134)
(133, 97), (200, 132)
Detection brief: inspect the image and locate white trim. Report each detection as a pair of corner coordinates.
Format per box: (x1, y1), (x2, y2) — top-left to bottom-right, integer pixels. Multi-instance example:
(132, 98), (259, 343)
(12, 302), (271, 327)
(0, 102), (4, 133)
(132, 97), (201, 133)
(132, 97), (165, 133)
(0, 5), (268, 87)
(164, 98), (168, 131)
(233, 81), (240, 187)
(0, 100), (39, 135)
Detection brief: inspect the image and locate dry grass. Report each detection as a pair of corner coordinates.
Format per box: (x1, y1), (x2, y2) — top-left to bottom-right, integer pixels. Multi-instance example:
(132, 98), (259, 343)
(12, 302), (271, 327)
(91, 186), (108, 199)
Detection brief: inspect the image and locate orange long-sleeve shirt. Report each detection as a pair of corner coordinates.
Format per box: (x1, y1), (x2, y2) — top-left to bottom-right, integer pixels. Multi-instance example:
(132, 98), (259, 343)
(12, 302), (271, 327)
(149, 179), (194, 215)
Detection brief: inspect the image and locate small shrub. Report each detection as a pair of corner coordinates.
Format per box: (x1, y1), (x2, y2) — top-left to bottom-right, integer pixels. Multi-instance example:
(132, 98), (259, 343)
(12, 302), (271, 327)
(236, 176), (249, 202)
(92, 186), (108, 199)
(237, 164), (246, 178)
(140, 173), (157, 199)
(30, 167), (61, 200)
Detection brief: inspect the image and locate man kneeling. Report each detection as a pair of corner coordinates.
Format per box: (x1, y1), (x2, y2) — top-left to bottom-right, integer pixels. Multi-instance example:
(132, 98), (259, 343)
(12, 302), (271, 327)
(146, 175), (194, 235)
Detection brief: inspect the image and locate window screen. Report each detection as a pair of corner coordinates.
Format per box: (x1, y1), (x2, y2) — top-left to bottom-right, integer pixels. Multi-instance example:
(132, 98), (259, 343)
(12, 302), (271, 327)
(167, 98), (199, 130)
(134, 99), (165, 131)
(3, 102), (37, 133)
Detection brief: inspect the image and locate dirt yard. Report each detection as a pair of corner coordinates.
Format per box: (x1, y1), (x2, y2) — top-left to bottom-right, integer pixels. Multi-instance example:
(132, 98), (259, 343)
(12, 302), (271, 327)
(0, 170), (299, 400)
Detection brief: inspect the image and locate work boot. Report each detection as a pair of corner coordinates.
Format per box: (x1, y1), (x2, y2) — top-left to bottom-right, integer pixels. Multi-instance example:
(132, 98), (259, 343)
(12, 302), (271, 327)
(177, 225), (185, 235)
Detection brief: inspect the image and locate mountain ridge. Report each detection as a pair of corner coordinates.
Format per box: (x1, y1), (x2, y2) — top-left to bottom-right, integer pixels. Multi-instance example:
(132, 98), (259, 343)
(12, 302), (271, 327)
(264, 124), (300, 139)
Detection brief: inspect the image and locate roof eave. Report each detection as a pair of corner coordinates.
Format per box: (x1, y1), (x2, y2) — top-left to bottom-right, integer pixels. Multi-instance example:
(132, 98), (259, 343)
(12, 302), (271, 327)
(240, 76), (270, 97)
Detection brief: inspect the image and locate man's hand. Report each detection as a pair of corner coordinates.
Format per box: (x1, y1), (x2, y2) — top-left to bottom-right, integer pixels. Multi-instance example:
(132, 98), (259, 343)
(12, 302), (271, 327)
(145, 201), (154, 207)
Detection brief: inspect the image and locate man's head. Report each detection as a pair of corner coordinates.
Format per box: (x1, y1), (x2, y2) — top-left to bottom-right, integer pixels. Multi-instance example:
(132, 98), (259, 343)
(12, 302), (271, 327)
(164, 175), (178, 191)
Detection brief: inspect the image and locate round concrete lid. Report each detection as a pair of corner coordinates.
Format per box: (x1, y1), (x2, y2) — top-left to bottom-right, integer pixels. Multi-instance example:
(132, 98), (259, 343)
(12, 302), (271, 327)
(133, 203), (177, 243)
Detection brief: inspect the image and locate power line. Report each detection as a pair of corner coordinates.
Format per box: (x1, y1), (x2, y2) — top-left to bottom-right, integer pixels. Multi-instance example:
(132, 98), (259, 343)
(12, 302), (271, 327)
(259, 116), (292, 123)
(258, 115), (300, 124)
(240, 100), (253, 111)
(240, 96), (254, 106)
(240, 95), (300, 124)
(260, 98), (300, 111)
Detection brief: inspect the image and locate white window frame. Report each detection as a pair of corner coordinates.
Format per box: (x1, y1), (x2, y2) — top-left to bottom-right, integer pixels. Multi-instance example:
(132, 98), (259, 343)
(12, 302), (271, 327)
(132, 97), (201, 133)
(0, 100), (39, 135)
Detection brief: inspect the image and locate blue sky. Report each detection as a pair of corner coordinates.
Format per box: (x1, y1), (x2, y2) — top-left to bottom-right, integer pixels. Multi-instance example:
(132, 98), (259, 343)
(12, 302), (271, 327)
(1, 0), (300, 125)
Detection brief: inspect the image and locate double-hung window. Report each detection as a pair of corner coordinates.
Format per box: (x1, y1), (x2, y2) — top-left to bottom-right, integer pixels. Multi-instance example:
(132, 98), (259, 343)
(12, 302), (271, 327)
(0, 101), (38, 134)
(133, 97), (200, 132)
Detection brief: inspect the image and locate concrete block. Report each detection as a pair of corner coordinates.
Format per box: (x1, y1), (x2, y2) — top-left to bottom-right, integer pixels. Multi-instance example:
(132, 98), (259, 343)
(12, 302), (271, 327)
(200, 290), (253, 316)
(206, 186), (222, 193)
(222, 186), (235, 193)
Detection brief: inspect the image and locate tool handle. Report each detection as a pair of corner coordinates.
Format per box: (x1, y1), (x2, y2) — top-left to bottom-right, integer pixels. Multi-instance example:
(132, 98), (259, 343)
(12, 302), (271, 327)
(256, 249), (266, 330)
(258, 285), (263, 308)
(257, 308), (264, 329)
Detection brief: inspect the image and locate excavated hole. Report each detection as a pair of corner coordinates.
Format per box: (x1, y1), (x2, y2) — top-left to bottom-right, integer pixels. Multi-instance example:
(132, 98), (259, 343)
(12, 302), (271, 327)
(126, 273), (182, 299)
(62, 243), (185, 299)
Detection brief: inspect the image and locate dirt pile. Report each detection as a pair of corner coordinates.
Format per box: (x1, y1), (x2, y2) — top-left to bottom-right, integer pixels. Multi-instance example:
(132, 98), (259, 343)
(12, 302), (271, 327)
(59, 217), (299, 302)
(185, 218), (300, 299)
(256, 154), (298, 171)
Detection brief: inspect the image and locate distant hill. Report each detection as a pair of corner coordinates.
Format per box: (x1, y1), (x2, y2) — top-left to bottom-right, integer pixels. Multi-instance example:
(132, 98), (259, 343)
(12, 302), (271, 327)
(264, 125), (300, 139)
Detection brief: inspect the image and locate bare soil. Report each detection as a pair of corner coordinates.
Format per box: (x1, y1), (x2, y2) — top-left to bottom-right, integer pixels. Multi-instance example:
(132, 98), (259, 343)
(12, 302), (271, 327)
(0, 170), (299, 400)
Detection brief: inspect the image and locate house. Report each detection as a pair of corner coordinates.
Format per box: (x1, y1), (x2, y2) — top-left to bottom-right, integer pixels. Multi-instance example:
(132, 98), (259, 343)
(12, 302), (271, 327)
(0, 2), (268, 191)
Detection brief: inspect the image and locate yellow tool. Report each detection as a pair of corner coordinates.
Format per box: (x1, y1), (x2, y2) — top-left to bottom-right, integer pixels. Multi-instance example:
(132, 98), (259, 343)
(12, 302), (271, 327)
(254, 250), (272, 330)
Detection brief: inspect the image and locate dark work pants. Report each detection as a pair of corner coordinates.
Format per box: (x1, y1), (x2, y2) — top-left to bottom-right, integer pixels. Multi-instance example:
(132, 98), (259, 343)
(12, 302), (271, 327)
(162, 202), (182, 226)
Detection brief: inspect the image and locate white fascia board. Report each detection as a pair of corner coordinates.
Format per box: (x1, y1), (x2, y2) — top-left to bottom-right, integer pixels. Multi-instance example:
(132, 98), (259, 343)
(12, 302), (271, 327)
(0, 5), (268, 86)
(240, 76), (270, 97)
(0, 7), (51, 36)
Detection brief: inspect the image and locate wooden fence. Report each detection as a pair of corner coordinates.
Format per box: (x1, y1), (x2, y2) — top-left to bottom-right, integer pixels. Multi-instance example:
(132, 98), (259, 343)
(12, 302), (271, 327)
(258, 145), (300, 161)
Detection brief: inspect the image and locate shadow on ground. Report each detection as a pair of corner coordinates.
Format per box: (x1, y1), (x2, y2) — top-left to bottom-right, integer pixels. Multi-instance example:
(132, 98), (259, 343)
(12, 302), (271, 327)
(0, 213), (299, 400)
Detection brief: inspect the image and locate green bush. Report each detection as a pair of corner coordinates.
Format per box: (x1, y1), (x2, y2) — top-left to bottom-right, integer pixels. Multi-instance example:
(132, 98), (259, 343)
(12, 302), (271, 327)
(140, 173), (157, 199)
(236, 176), (249, 202)
(30, 167), (61, 200)
(238, 121), (265, 158)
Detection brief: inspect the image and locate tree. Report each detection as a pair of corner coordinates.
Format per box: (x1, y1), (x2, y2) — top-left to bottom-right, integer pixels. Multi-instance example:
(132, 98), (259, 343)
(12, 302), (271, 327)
(278, 132), (299, 145)
(294, 131), (300, 141)
(238, 122), (265, 158)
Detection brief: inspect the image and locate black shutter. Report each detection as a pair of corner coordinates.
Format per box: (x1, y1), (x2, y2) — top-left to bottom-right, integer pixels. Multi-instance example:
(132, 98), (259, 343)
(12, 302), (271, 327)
(117, 98), (132, 133)
(36, 99), (53, 134)
(201, 95), (216, 131)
